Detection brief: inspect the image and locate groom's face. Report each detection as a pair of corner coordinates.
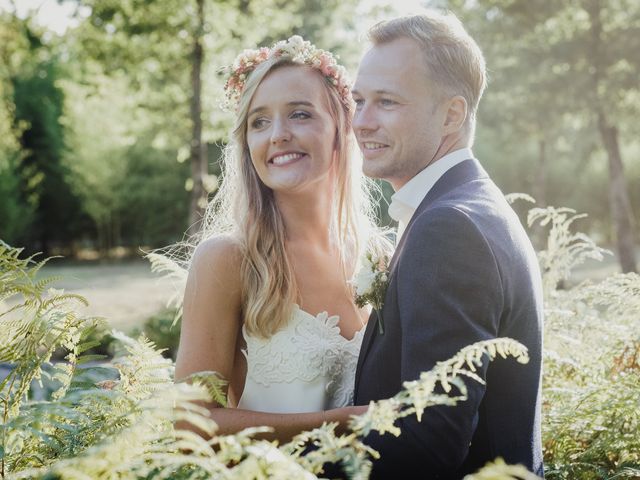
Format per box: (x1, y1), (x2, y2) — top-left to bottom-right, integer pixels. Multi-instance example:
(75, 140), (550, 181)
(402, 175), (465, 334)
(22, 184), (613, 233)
(352, 37), (449, 191)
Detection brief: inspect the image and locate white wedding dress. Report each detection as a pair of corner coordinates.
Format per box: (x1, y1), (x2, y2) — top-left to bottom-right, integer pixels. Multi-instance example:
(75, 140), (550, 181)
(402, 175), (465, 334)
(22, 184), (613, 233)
(237, 304), (364, 413)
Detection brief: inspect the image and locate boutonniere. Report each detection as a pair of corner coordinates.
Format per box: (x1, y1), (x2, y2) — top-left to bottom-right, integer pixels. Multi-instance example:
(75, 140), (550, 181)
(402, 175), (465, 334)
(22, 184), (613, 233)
(352, 251), (390, 335)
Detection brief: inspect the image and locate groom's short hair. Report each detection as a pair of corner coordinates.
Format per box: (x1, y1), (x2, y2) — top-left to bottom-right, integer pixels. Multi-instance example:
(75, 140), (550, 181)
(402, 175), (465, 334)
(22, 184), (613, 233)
(369, 11), (487, 125)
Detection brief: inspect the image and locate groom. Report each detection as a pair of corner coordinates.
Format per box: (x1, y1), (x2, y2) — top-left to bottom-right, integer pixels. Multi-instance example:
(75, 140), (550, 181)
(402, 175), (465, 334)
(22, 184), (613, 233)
(352, 11), (544, 479)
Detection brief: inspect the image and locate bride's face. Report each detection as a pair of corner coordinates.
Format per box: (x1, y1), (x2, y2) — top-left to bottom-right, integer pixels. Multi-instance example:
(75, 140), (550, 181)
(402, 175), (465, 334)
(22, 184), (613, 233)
(246, 65), (338, 194)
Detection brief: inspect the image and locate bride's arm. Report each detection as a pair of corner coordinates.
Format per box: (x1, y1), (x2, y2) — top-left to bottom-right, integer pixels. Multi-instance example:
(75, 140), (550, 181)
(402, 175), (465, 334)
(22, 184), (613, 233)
(174, 236), (366, 443)
(203, 404), (367, 443)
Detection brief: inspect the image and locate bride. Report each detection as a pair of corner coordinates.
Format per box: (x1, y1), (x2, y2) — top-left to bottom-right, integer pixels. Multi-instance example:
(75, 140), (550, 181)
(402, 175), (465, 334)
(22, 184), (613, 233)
(174, 36), (390, 442)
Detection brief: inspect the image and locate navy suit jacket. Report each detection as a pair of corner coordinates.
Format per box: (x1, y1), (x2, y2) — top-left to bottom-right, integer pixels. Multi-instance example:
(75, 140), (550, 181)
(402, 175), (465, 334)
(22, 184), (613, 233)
(353, 159), (544, 479)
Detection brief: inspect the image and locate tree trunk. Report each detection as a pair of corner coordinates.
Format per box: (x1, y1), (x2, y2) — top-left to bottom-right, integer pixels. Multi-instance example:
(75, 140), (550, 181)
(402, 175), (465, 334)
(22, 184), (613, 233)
(98, 216), (110, 257)
(113, 208), (121, 251)
(105, 211), (113, 257)
(597, 111), (637, 273)
(587, 0), (637, 273)
(187, 0), (208, 236)
(96, 221), (103, 256)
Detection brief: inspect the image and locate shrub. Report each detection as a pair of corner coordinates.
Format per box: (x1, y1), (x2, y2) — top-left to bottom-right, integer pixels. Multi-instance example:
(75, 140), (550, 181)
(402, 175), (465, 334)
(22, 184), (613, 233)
(131, 309), (181, 361)
(527, 207), (640, 479)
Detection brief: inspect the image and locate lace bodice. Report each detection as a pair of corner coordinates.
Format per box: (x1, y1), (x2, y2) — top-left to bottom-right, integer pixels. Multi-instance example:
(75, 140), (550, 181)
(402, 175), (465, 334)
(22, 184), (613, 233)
(237, 304), (364, 413)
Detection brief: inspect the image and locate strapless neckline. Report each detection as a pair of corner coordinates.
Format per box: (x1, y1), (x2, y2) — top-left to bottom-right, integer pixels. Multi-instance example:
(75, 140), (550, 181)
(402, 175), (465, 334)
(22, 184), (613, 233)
(292, 303), (366, 342)
(238, 303), (365, 411)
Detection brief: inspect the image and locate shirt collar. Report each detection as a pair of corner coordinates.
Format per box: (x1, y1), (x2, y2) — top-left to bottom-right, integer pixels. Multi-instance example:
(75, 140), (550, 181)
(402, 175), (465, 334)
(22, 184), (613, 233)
(388, 147), (474, 224)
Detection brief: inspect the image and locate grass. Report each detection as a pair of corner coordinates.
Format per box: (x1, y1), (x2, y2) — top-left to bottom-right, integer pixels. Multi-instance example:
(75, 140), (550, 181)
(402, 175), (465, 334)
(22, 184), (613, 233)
(5, 245), (636, 334)
(33, 256), (178, 332)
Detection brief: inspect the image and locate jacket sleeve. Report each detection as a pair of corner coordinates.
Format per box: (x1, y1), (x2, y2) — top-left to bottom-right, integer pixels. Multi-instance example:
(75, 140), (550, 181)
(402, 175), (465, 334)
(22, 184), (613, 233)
(364, 206), (504, 477)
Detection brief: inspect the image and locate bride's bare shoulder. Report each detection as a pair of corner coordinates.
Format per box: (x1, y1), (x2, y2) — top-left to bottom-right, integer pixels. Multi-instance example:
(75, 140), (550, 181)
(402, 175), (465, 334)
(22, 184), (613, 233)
(189, 235), (243, 292)
(192, 234), (242, 266)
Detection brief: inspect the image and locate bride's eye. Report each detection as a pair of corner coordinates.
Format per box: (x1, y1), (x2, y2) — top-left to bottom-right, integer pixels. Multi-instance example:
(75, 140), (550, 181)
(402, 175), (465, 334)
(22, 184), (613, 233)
(250, 117), (269, 129)
(291, 110), (311, 120)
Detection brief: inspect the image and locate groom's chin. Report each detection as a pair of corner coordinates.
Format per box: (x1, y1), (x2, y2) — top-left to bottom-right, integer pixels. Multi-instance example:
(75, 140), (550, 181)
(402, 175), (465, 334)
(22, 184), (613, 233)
(362, 161), (389, 181)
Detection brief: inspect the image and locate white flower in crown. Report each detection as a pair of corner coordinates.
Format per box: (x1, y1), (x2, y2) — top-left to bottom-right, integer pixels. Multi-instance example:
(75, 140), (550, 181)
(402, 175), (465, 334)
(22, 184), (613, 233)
(351, 251), (390, 335)
(222, 35), (352, 112)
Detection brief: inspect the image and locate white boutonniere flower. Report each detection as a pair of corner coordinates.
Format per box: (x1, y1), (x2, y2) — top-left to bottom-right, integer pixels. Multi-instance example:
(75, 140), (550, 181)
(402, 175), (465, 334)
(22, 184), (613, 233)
(351, 251), (390, 335)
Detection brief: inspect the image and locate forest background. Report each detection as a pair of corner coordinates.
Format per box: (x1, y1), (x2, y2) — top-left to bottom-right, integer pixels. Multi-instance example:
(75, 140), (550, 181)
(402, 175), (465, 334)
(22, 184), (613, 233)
(1, 1), (639, 478)
(0, 0), (638, 274)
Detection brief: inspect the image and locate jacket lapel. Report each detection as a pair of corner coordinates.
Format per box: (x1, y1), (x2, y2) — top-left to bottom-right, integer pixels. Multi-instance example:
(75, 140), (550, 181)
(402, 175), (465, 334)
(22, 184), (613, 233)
(354, 159), (487, 395)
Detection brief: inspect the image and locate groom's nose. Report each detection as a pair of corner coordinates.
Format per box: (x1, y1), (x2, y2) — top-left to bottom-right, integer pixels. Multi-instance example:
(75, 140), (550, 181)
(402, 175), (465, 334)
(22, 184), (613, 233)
(353, 103), (378, 136)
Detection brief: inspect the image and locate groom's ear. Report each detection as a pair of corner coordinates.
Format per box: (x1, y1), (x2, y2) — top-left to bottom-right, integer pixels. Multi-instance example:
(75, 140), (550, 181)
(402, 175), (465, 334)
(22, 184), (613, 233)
(442, 95), (467, 134)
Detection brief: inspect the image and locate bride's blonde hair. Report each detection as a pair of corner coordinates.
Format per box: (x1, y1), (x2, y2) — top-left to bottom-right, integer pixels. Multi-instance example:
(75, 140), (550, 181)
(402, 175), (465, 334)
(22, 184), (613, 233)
(191, 55), (390, 338)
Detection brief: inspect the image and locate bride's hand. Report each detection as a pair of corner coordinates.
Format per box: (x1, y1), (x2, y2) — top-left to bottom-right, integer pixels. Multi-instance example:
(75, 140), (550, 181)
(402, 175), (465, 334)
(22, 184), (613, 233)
(324, 405), (369, 435)
(348, 405), (368, 417)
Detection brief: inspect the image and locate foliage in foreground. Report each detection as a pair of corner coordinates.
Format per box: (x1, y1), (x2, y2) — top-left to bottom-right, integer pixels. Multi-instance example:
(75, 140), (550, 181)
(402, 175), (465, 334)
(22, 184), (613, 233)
(528, 206), (640, 479)
(1, 242), (531, 479)
(2, 198), (640, 479)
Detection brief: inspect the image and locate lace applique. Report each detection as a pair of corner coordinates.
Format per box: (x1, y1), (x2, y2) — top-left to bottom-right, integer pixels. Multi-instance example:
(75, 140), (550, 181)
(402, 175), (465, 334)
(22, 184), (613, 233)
(242, 305), (364, 408)
(326, 326), (364, 408)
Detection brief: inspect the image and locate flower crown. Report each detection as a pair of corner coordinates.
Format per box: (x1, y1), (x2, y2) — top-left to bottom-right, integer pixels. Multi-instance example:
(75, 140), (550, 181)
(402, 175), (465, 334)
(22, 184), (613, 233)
(222, 35), (351, 111)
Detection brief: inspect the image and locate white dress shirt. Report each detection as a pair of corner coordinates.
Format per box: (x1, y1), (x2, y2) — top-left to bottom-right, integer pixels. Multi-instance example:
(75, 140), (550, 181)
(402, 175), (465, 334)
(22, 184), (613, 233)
(388, 147), (474, 241)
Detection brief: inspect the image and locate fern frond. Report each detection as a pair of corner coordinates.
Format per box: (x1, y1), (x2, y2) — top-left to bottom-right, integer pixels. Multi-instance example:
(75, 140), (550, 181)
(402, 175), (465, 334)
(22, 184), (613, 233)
(505, 192), (536, 205)
(145, 252), (188, 283)
(110, 331), (174, 402)
(178, 371), (228, 407)
(16, 383), (220, 480)
(28, 255), (61, 279)
(282, 423), (375, 479)
(463, 457), (542, 479)
(528, 206), (611, 291)
(39, 292), (89, 311)
(228, 441), (317, 479)
(350, 338), (529, 436)
(144, 252), (188, 326)
(0, 245), (103, 423)
(33, 275), (62, 293)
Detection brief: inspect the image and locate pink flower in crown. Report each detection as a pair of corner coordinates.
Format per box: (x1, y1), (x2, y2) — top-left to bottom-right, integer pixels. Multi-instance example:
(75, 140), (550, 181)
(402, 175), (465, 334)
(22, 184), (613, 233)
(318, 53), (334, 77)
(254, 47), (270, 64)
(222, 36), (352, 112)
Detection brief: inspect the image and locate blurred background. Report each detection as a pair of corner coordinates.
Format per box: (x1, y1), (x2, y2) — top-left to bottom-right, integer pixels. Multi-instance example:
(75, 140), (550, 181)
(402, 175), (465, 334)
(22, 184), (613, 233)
(0, 0), (638, 337)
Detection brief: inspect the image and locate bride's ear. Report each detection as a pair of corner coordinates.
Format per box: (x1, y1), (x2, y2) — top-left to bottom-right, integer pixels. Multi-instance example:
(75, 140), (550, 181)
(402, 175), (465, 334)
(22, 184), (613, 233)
(443, 95), (467, 134)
